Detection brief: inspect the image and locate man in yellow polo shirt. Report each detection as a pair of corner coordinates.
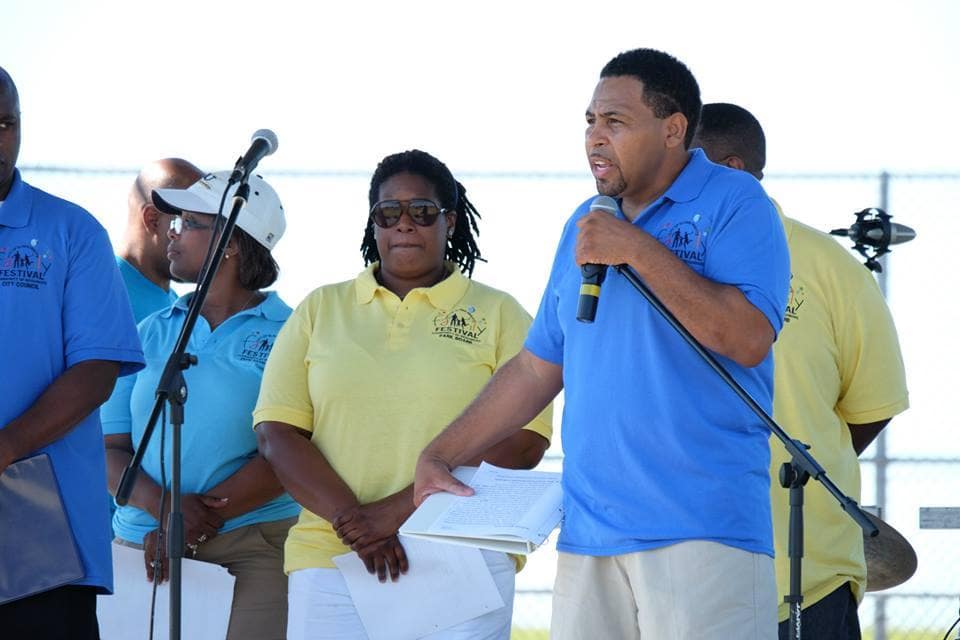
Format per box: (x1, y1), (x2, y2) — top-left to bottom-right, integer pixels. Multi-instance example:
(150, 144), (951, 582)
(692, 103), (909, 639)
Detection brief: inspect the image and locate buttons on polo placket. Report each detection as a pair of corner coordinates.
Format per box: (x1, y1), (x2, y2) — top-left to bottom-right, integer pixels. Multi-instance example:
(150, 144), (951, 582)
(387, 296), (418, 349)
(192, 318), (213, 349)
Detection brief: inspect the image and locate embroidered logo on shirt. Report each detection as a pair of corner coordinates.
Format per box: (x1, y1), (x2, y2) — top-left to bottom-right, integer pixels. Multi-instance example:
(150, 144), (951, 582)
(238, 331), (277, 364)
(656, 219), (706, 265)
(0, 241), (54, 290)
(432, 306), (487, 345)
(784, 274), (805, 323)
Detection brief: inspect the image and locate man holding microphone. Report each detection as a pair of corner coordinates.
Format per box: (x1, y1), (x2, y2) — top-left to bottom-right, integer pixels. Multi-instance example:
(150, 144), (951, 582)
(414, 48), (790, 638)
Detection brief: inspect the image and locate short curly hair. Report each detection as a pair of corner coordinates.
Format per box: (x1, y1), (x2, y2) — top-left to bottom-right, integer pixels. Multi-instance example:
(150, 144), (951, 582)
(601, 48), (702, 148)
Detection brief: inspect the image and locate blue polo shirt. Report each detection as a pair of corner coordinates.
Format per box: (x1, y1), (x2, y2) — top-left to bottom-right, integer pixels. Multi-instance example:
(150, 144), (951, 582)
(116, 256), (178, 322)
(0, 170), (145, 593)
(101, 291), (301, 544)
(526, 149), (789, 557)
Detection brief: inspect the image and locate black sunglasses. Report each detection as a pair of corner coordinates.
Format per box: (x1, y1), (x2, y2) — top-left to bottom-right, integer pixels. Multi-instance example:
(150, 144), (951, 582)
(370, 199), (448, 228)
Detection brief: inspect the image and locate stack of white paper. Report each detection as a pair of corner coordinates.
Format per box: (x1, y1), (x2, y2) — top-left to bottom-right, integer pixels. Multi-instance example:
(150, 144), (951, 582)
(400, 463), (563, 554)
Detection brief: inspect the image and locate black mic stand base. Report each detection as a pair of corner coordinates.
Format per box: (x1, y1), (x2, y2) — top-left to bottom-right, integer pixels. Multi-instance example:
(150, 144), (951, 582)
(780, 457), (810, 640)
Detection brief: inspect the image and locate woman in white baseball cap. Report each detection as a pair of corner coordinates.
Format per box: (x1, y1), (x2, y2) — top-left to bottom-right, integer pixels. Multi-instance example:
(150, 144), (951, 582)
(102, 171), (300, 640)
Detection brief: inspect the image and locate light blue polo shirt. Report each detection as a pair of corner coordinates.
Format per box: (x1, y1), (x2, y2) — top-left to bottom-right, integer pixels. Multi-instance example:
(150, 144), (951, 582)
(101, 291), (301, 544)
(109, 257), (177, 520)
(0, 170), (145, 593)
(116, 256), (178, 322)
(525, 149), (790, 557)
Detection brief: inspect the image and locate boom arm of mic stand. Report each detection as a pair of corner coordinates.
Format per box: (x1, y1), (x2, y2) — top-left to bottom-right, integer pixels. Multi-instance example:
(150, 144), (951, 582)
(115, 182), (251, 505)
(612, 264), (879, 537)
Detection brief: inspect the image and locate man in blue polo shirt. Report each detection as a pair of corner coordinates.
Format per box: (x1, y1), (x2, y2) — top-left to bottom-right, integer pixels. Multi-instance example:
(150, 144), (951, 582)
(415, 48), (789, 638)
(0, 66), (144, 639)
(116, 158), (204, 321)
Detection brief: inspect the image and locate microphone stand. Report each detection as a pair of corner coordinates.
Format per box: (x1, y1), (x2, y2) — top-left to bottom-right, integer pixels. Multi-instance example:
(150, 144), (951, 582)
(611, 264), (878, 640)
(115, 180), (251, 640)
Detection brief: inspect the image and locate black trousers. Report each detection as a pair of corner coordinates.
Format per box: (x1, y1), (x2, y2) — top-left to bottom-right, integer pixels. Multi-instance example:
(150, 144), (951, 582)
(0, 585), (100, 640)
(778, 582), (861, 640)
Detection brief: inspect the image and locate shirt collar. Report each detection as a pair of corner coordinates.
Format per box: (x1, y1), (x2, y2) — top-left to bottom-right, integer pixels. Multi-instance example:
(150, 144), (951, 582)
(0, 170), (33, 228)
(656, 148), (717, 205)
(355, 261), (469, 311)
(769, 197), (793, 243)
(163, 290), (287, 321)
(117, 256), (168, 293)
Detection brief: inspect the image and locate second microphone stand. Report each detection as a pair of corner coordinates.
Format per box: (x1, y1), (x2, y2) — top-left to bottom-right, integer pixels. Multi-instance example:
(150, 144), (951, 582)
(611, 264), (878, 640)
(115, 181), (251, 640)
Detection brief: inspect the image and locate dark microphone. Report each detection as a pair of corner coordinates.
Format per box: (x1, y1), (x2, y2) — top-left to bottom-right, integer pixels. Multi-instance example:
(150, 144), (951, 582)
(830, 219), (916, 248)
(576, 195), (620, 323)
(228, 129), (279, 184)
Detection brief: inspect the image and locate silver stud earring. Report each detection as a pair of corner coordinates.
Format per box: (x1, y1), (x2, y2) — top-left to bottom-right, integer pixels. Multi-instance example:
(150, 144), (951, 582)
(447, 229), (454, 239)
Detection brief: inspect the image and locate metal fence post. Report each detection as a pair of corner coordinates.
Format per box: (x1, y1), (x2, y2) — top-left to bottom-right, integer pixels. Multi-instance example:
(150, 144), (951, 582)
(874, 170), (891, 640)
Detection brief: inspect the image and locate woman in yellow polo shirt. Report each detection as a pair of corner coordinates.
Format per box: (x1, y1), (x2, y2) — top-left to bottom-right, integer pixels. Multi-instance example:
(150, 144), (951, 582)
(254, 149), (552, 639)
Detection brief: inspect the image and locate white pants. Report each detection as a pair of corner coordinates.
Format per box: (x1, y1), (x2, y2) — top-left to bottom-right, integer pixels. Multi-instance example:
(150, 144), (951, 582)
(551, 541), (777, 639)
(287, 549), (515, 640)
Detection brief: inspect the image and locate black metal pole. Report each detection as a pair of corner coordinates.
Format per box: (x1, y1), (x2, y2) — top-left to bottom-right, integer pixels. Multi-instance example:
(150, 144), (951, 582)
(780, 460), (810, 640)
(115, 182), (251, 640)
(168, 393), (183, 640)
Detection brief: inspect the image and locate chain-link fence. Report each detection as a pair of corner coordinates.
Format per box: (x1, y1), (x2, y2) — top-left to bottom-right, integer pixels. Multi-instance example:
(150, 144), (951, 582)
(19, 166), (960, 639)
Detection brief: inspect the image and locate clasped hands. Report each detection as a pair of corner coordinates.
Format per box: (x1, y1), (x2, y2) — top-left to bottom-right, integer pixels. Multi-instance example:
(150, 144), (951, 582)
(143, 493), (228, 583)
(333, 496), (411, 583)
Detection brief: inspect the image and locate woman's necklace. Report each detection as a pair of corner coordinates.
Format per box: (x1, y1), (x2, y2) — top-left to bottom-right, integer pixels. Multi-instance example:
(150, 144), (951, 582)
(237, 290), (263, 312)
(201, 291), (262, 330)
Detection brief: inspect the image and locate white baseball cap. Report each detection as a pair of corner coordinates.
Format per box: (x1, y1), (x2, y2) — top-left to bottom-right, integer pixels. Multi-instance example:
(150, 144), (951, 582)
(152, 171), (286, 250)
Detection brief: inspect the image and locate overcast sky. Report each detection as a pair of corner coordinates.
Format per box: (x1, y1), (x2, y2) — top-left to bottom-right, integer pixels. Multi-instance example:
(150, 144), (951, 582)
(4, 0), (958, 176)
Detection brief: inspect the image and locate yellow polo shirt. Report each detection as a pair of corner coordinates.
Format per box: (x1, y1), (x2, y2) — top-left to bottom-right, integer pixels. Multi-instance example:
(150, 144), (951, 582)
(254, 263), (553, 573)
(771, 209), (908, 621)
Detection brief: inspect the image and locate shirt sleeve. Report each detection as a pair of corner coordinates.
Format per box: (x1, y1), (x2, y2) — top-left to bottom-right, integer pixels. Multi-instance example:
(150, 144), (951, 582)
(497, 295), (554, 443)
(253, 295), (317, 431)
(63, 219), (144, 375)
(101, 371), (136, 436)
(704, 195), (790, 336)
(835, 269), (910, 425)
(524, 214), (579, 364)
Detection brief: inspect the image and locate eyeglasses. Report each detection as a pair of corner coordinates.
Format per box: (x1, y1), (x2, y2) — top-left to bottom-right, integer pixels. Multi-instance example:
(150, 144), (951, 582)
(169, 217), (214, 234)
(370, 199), (448, 228)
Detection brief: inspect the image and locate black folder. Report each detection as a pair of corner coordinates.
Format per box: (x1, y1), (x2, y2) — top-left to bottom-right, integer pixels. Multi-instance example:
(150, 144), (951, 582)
(0, 453), (85, 604)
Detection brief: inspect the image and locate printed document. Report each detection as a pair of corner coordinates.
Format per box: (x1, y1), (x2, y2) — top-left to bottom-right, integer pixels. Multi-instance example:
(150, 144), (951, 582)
(400, 463), (563, 553)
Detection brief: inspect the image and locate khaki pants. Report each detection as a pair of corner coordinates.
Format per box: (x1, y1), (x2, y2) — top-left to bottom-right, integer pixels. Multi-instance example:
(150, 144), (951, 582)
(551, 541), (777, 640)
(118, 517), (296, 640)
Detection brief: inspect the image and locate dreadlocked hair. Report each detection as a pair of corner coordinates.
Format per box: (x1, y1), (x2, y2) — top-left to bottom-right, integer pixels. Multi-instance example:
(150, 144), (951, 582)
(361, 149), (485, 277)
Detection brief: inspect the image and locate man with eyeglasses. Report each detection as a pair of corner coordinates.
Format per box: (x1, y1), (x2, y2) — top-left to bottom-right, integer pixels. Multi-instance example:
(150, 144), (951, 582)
(0, 65), (145, 639)
(415, 49), (789, 638)
(115, 158), (203, 322)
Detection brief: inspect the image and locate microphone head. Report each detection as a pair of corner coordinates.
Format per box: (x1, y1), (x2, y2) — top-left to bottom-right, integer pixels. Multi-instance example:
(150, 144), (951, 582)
(888, 222), (916, 244)
(251, 129), (279, 155)
(590, 195), (619, 215)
